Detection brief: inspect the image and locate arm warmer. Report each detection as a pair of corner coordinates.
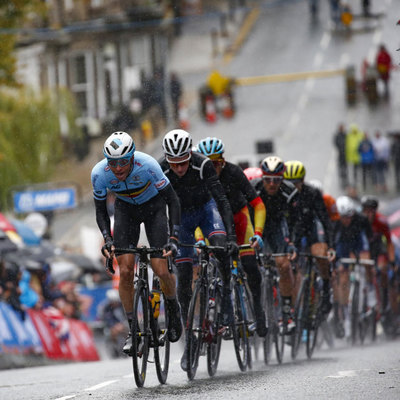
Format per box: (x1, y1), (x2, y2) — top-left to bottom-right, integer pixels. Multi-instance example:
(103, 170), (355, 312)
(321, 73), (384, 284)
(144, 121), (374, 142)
(94, 198), (112, 240)
(158, 183), (181, 239)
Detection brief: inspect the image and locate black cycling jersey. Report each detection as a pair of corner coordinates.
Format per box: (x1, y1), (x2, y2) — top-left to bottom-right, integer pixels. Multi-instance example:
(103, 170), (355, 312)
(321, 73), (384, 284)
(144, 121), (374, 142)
(218, 161), (259, 214)
(257, 180), (298, 223)
(159, 152), (236, 239)
(292, 183), (334, 248)
(333, 212), (373, 244)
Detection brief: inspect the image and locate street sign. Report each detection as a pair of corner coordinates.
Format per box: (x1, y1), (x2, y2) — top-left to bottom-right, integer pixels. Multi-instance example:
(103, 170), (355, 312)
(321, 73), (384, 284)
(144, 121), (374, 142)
(13, 187), (77, 213)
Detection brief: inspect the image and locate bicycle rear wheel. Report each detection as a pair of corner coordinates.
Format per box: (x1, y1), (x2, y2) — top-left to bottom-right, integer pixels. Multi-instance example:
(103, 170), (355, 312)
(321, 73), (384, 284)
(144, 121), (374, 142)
(132, 282), (150, 387)
(207, 282), (222, 377)
(232, 283), (249, 371)
(187, 280), (206, 380)
(153, 292), (170, 384)
(291, 278), (307, 360)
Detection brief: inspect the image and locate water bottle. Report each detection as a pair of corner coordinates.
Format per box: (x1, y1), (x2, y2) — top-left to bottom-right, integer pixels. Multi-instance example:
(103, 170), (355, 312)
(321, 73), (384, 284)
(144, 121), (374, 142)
(151, 289), (161, 318)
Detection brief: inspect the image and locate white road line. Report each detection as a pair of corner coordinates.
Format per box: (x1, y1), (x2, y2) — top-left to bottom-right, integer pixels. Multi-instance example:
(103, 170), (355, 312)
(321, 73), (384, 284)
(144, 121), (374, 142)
(84, 380), (119, 391)
(54, 396), (76, 400)
(123, 373), (134, 378)
(313, 52), (323, 68)
(320, 32), (331, 50)
(339, 53), (349, 68)
(372, 30), (382, 46)
(297, 93), (309, 110)
(326, 370), (358, 378)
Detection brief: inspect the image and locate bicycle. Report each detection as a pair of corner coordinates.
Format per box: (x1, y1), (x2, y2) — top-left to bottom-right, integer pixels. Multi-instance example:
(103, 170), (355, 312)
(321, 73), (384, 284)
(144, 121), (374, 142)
(257, 252), (285, 365)
(339, 257), (376, 345)
(110, 247), (171, 387)
(291, 253), (327, 360)
(180, 242), (224, 380)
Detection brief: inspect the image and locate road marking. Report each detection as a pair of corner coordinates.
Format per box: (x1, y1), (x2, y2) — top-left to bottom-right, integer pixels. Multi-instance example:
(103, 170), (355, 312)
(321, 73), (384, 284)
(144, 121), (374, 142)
(84, 380), (119, 391)
(326, 370), (358, 378)
(339, 53), (349, 68)
(320, 32), (331, 50)
(313, 52), (324, 68)
(54, 396), (76, 400)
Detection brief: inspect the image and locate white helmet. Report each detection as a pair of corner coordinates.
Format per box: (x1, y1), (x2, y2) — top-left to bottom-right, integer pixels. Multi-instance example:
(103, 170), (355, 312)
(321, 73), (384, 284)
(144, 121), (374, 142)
(336, 196), (356, 217)
(162, 129), (192, 162)
(309, 179), (323, 192)
(103, 131), (135, 159)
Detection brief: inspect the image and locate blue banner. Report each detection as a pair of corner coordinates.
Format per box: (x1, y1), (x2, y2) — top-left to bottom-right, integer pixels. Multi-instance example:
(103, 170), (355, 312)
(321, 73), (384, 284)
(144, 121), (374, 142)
(13, 188), (77, 213)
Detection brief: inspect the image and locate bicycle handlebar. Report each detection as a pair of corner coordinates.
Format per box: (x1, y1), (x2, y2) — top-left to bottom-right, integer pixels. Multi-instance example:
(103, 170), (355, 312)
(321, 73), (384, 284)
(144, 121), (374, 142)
(299, 252), (330, 261)
(339, 257), (375, 266)
(113, 246), (165, 256)
(178, 242), (225, 251)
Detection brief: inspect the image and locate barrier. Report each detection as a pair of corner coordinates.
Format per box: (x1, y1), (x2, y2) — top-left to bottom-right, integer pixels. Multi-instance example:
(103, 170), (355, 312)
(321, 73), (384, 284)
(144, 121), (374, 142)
(0, 301), (99, 367)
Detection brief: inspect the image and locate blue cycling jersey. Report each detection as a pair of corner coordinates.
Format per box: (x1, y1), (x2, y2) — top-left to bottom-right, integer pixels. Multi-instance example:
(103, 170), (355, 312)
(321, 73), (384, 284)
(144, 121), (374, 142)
(91, 151), (170, 205)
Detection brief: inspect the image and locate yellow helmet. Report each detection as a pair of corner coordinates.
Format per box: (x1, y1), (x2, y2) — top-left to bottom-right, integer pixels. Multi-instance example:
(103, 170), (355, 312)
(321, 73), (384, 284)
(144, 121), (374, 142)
(284, 160), (306, 180)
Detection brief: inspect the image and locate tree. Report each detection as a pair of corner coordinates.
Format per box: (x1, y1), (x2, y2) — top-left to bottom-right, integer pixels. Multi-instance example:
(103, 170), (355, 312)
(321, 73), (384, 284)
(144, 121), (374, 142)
(0, 88), (81, 209)
(0, 0), (46, 86)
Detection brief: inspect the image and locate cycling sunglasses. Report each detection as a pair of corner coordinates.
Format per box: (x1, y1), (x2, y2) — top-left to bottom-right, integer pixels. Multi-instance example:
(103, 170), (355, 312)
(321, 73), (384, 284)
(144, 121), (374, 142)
(107, 157), (131, 168)
(262, 176), (283, 183)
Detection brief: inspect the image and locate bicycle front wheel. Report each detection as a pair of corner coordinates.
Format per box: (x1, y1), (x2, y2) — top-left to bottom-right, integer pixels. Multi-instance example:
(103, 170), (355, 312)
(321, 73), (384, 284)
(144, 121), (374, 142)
(350, 280), (360, 345)
(207, 282), (222, 377)
(187, 280), (207, 380)
(263, 278), (274, 364)
(232, 283), (249, 371)
(306, 277), (322, 359)
(291, 278), (307, 360)
(132, 282), (150, 387)
(153, 292), (170, 384)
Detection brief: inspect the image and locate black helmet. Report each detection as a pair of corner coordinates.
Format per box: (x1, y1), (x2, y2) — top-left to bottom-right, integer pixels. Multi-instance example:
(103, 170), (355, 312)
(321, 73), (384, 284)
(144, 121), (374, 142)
(361, 195), (379, 210)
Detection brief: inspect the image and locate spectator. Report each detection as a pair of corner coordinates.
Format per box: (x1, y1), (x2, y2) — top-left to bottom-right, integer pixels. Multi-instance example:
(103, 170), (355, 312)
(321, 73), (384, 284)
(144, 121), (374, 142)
(169, 72), (183, 123)
(391, 134), (400, 191)
(362, 0), (371, 16)
(19, 269), (41, 309)
(372, 130), (390, 192)
(151, 67), (167, 123)
(358, 132), (375, 191)
(345, 123), (364, 188)
(375, 44), (393, 98)
(333, 123), (348, 188)
(329, 0), (341, 25)
(1, 262), (25, 319)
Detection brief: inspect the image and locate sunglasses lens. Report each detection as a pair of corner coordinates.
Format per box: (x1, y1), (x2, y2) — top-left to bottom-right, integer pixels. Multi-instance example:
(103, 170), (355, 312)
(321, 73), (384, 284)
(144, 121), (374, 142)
(108, 157), (130, 167)
(263, 176), (282, 183)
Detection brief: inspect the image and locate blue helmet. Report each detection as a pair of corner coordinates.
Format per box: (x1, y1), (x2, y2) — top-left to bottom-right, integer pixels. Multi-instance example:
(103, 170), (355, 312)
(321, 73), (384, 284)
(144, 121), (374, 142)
(103, 131), (135, 159)
(197, 137), (225, 157)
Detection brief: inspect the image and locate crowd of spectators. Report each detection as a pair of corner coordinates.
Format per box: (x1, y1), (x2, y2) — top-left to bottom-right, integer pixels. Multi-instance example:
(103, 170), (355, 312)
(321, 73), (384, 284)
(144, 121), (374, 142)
(0, 255), (92, 324)
(333, 122), (400, 193)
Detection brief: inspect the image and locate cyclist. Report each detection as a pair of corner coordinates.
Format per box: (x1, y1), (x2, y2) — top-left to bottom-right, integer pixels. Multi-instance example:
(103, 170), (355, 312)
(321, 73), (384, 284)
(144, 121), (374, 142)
(196, 137), (267, 337)
(159, 129), (237, 371)
(361, 195), (398, 326)
(91, 131), (182, 354)
(284, 161), (336, 317)
(257, 156), (298, 333)
(333, 195), (373, 338)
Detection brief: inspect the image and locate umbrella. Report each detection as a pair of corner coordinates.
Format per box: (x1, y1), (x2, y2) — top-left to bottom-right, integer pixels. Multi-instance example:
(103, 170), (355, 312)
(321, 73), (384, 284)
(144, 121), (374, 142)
(3, 250), (43, 271)
(10, 219), (41, 246)
(0, 212), (16, 233)
(61, 253), (103, 273)
(0, 229), (18, 255)
(49, 257), (82, 284)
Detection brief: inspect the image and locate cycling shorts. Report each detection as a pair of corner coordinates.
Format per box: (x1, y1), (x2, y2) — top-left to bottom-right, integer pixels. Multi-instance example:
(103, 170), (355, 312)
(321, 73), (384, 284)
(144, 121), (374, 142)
(263, 218), (290, 254)
(113, 195), (168, 258)
(300, 218), (326, 247)
(176, 199), (226, 264)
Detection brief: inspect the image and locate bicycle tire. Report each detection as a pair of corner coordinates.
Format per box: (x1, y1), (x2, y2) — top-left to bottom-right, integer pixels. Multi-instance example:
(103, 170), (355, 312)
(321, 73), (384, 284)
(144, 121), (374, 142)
(132, 282), (150, 387)
(207, 282), (222, 377)
(350, 280), (360, 345)
(186, 280), (206, 380)
(263, 278), (274, 364)
(274, 282), (284, 364)
(242, 282), (254, 370)
(232, 283), (249, 371)
(306, 277), (322, 359)
(153, 292), (170, 384)
(291, 278), (307, 360)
